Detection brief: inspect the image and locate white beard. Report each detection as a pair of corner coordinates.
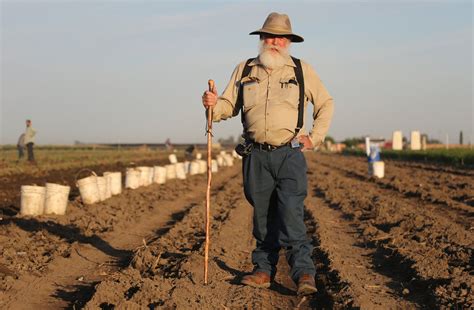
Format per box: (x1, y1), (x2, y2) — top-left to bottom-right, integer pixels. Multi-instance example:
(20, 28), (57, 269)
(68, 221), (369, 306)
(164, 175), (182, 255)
(258, 41), (290, 70)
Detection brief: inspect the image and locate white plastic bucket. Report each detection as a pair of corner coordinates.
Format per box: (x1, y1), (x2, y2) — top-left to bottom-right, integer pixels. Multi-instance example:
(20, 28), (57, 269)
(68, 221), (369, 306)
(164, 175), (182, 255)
(198, 160), (207, 174)
(184, 161), (191, 174)
(369, 161), (385, 178)
(148, 167), (154, 185)
(392, 131), (403, 150)
(125, 168), (141, 189)
(153, 166), (166, 184)
(104, 172), (122, 195)
(137, 166), (151, 186)
(97, 176), (107, 201)
(169, 154), (178, 164)
(44, 183), (70, 215)
(196, 153), (202, 160)
(211, 159), (218, 173)
(102, 172), (112, 199)
(189, 161), (200, 175)
(77, 175), (100, 204)
(411, 131), (421, 150)
(217, 155), (225, 167)
(175, 163), (186, 180)
(20, 185), (46, 216)
(224, 155), (234, 167)
(165, 164), (177, 179)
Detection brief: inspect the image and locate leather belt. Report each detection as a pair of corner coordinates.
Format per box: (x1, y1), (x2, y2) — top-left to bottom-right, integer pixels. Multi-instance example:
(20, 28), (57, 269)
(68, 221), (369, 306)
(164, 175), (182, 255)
(252, 141), (291, 152)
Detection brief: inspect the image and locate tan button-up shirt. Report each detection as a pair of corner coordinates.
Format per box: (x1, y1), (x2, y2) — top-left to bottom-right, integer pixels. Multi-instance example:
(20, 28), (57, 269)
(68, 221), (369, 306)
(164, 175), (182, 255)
(24, 126), (36, 144)
(212, 56), (334, 147)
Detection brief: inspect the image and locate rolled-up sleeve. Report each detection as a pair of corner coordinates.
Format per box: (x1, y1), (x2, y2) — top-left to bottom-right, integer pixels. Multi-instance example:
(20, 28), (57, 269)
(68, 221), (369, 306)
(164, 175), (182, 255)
(303, 62), (334, 147)
(211, 63), (243, 122)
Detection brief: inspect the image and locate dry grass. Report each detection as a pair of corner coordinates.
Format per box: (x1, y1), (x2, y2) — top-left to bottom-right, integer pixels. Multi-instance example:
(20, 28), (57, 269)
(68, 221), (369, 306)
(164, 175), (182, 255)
(0, 146), (183, 177)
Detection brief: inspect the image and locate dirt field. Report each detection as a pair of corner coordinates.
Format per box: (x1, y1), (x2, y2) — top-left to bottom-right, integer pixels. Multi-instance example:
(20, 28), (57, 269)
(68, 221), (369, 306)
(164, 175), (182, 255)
(0, 153), (472, 309)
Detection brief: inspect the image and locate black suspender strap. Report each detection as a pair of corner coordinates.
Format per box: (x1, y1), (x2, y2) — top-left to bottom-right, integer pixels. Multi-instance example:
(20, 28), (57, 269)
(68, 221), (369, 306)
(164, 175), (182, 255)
(237, 57), (305, 135)
(237, 58), (254, 126)
(291, 56), (305, 135)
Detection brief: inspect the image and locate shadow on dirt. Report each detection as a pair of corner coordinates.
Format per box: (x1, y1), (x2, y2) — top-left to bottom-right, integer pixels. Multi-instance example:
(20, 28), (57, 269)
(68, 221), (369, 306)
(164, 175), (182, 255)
(359, 240), (442, 308)
(52, 281), (100, 310)
(1, 217), (130, 258)
(146, 204), (196, 245)
(313, 182), (448, 308)
(304, 210), (354, 309)
(213, 257), (241, 280)
(1, 217), (133, 309)
(0, 204), (19, 217)
(42, 205), (198, 309)
(57, 203), (201, 308)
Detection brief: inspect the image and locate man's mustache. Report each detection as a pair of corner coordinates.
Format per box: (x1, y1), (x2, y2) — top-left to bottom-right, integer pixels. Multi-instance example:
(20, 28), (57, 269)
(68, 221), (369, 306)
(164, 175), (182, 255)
(261, 44), (284, 52)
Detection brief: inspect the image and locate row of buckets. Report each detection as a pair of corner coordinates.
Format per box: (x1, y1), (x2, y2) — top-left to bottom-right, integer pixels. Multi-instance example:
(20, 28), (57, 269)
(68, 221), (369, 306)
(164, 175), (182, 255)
(19, 151), (238, 217)
(20, 183), (71, 216)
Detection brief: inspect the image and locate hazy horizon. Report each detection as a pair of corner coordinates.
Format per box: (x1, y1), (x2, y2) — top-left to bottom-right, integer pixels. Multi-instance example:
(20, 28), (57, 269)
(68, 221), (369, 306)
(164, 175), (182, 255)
(1, 1), (472, 145)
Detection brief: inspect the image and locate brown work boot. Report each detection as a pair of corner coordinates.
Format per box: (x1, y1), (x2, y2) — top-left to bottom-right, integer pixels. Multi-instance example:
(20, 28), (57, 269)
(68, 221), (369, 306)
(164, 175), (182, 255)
(297, 274), (317, 295)
(241, 271), (271, 288)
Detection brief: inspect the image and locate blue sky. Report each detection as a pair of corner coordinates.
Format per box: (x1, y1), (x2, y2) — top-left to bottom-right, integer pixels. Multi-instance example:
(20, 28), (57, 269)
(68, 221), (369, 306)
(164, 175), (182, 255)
(1, 0), (472, 144)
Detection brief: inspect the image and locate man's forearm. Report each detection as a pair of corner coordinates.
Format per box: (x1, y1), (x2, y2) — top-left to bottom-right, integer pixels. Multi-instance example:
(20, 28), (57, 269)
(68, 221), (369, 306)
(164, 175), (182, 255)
(310, 98), (334, 146)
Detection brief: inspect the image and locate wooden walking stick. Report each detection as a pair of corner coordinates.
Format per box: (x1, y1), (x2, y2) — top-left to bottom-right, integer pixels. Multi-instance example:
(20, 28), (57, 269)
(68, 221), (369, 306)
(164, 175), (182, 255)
(204, 79), (215, 284)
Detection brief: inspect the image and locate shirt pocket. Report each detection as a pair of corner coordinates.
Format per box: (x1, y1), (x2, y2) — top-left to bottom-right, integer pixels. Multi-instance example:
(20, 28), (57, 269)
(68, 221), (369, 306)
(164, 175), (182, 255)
(276, 77), (299, 110)
(241, 76), (260, 111)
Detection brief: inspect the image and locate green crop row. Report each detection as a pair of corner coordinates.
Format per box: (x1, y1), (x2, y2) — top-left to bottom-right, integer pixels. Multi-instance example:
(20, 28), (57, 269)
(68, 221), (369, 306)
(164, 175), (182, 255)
(343, 148), (474, 167)
(0, 147), (187, 177)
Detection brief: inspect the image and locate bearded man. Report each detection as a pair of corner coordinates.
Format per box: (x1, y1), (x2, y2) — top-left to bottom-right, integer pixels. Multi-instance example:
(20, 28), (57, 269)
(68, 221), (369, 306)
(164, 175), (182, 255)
(202, 12), (334, 295)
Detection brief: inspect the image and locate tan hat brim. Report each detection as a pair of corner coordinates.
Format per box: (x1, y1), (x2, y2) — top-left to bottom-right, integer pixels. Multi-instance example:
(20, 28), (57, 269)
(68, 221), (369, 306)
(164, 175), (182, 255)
(249, 29), (304, 43)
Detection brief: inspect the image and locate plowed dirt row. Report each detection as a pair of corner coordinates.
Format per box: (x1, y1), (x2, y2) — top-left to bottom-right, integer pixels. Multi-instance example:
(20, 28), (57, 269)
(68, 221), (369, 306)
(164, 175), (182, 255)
(0, 165), (239, 309)
(329, 154), (474, 216)
(312, 154), (473, 308)
(1, 153), (472, 309)
(389, 160), (474, 178)
(305, 195), (415, 309)
(0, 158), (172, 217)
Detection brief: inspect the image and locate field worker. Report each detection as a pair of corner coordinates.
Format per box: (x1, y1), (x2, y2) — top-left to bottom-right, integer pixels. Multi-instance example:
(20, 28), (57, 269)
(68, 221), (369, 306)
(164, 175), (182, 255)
(16, 133), (25, 160)
(185, 144), (196, 161)
(24, 119), (37, 163)
(202, 12), (334, 295)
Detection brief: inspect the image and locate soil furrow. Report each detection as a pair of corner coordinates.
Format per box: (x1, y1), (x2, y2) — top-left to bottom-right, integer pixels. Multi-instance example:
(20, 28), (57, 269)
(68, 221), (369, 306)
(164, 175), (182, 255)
(318, 154), (473, 230)
(325, 154), (474, 214)
(83, 165), (248, 308)
(0, 165), (240, 309)
(0, 176), (199, 286)
(310, 154), (473, 308)
(388, 159), (474, 177)
(316, 159), (472, 268)
(305, 166), (422, 308)
(302, 209), (351, 309)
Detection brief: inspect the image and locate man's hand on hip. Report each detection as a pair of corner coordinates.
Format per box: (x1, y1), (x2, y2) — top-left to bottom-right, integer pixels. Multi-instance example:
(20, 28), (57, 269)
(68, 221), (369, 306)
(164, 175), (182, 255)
(202, 85), (218, 109)
(298, 135), (314, 151)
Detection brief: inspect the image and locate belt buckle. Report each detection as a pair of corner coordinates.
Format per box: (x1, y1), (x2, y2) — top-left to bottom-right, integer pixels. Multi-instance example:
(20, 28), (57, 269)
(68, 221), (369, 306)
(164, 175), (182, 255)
(255, 142), (276, 151)
(264, 143), (275, 151)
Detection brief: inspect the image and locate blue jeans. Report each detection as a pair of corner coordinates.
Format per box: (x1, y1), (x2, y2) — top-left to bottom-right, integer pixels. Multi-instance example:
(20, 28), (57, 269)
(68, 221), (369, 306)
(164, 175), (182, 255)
(27, 142), (35, 162)
(242, 145), (315, 283)
(18, 145), (24, 159)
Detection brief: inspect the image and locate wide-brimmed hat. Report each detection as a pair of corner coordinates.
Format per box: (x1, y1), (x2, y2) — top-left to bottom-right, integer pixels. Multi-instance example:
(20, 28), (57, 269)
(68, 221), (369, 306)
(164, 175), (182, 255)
(249, 12), (304, 43)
